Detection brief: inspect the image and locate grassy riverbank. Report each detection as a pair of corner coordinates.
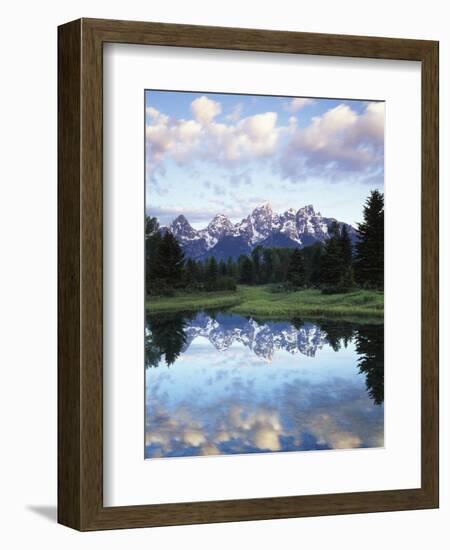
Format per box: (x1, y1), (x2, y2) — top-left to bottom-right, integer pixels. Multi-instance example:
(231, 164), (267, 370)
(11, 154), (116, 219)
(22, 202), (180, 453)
(146, 285), (384, 322)
(145, 290), (243, 313)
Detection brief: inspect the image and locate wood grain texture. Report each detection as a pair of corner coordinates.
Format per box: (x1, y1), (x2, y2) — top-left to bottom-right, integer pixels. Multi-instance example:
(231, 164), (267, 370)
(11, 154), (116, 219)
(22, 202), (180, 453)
(420, 41), (439, 505)
(57, 19), (82, 530)
(58, 18), (439, 531)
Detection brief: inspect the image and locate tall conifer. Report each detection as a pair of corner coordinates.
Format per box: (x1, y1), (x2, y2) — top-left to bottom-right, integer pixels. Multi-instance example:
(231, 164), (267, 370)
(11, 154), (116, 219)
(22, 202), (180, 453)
(286, 248), (306, 288)
(354, 190), (384, 288)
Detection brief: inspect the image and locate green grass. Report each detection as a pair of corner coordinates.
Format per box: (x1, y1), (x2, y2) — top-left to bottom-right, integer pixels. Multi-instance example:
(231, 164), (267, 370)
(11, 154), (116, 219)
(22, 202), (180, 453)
(232, 286), (383, 323)
(146, 285), (384, 322)
(145, 290), (243, 313)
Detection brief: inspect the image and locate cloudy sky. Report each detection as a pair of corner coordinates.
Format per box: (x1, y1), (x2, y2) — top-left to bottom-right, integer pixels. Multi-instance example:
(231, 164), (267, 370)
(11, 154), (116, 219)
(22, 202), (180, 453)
(145, 90), (384, 228)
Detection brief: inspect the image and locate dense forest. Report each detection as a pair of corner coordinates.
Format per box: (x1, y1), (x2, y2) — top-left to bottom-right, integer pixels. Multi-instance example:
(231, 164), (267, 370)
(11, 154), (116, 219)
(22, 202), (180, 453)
(146, 190), (384, 297)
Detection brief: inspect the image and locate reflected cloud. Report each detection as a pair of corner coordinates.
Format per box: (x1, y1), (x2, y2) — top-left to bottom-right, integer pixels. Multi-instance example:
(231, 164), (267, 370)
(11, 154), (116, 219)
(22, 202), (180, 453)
(145, 313), (384, 459)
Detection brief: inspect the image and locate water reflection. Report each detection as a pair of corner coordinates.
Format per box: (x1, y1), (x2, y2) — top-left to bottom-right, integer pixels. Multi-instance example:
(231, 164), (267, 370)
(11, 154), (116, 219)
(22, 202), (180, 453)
(145, 311), (384, 458)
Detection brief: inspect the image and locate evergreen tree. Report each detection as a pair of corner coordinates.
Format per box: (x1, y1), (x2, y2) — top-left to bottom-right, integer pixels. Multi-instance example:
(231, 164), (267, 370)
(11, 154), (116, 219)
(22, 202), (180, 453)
(278, 248), (291, 281)
(354, 190), (384, 289)
(185, 258), (198, 285)
(286, 248), (306, 288)
(340, 225), (353, 268)
(145, 217), (162, 295)
(271, 252), (282, 283)
(239, 256), (254, 284)
(218, 259), (227, 277)
(251, 246), (263, 284)
(226, 257), (237, 279)
(262, 248), (274, 283)
(145, 216), (160, 238)
(303, 242), (324, 287)
(205, 257), (219, 289)
(320, 222), (344, 288)
(196, 260), (205, 283)
(154, 231), (185, 286)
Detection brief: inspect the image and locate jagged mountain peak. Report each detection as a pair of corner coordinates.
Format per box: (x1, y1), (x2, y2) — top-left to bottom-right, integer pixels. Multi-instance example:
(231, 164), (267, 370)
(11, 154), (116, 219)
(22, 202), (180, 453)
(297, 204), (315, 215)
(165, 202), (356, 260)
(171, 213), (191, 226)
(169, 214), (198, 241)
(204, 213), (235, 245)
(252, 201), (273, 213)
(208, 213), (233, 226)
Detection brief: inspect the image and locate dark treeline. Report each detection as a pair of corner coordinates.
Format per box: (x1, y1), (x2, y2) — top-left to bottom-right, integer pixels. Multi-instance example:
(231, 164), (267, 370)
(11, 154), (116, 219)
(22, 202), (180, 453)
(146, 190), (384, 296)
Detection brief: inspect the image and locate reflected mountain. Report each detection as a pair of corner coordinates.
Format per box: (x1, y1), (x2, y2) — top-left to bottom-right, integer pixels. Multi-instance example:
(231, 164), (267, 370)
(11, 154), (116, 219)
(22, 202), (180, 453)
(145, 310), (384, 407)
(182, 312), (330, 359)
(146, 311), (352, 363)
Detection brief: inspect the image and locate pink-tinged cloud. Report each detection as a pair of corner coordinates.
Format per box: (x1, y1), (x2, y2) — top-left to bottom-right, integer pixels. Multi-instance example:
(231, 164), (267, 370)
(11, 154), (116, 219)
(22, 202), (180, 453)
(281, 102), (384, 181)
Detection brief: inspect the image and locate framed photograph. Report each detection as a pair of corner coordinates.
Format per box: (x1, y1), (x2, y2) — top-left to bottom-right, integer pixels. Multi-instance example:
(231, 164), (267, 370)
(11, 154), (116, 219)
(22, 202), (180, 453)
(58, 18), (439, 530)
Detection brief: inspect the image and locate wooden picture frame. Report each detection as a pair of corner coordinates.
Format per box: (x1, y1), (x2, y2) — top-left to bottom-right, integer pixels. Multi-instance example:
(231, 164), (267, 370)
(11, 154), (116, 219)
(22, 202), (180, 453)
(58, 18), (439, 531)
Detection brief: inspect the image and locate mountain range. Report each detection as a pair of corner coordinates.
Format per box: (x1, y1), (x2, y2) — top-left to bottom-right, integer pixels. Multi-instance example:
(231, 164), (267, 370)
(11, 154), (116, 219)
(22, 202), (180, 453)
(164, 202), (356, 260)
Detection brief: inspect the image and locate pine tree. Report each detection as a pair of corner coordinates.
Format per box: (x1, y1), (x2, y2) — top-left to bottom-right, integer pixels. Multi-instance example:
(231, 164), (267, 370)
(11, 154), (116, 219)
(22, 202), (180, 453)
(196, 260), (205, 283)
(340, 225), (353, 268)
(145, 216), (160, 238)
(262, 248), (274, 283)
(305, 242), (324, 287)
(239, 256), (254, 284)
(251, 246), (263, 284)
(272, 252), (282, 283)
(226, 257), (236, 279)
(154, 231), (185, 286)
(320, 222), (344, 288)
(145, 217), (162, 295)
(286, 248), (306, 288)
(185, 258), (198, 285)
(354, 190), (384, 289)
(205, 257), (219, 289)
(218, 259), (227, 277)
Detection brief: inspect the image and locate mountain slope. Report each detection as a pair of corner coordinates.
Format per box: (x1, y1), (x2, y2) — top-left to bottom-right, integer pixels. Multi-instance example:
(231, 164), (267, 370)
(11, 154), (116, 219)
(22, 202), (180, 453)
(163, 202), (356, 260)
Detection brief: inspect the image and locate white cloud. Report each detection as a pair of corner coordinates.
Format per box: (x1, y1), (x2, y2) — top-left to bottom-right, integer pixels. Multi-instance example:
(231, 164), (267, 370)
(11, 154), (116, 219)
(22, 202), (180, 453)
(145, 107), (202, 167)
(146, 99), (281, 171)
(286, 97), (315, 112)
(191, 95), (221, 125)
(281, 102), (385, 181)
(206, 112), (280, 163)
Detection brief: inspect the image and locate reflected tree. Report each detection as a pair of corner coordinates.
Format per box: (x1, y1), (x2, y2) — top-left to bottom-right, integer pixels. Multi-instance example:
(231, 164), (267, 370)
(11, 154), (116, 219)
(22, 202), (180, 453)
(291, 317), (305, 330)
(145, 333), (162, 369)
(355, 324), (384, 405)
(318, 320), (356, 351)
(145, 312), (191, 367)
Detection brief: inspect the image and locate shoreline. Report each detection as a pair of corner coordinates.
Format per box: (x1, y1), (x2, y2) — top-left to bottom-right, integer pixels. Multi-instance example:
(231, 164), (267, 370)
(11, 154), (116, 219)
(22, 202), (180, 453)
(145, 286), (384, 324)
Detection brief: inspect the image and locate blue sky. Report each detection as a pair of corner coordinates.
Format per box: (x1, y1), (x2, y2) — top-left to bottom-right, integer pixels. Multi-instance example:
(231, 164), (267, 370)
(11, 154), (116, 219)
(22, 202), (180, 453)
(145, 90), (384, 228)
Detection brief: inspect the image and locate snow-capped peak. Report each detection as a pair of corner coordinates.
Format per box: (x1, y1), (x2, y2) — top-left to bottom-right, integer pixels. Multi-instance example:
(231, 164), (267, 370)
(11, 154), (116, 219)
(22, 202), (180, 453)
(168, 214), (199, 241)
(203, 213), (234, 243)
(166, 202), (356, 259)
